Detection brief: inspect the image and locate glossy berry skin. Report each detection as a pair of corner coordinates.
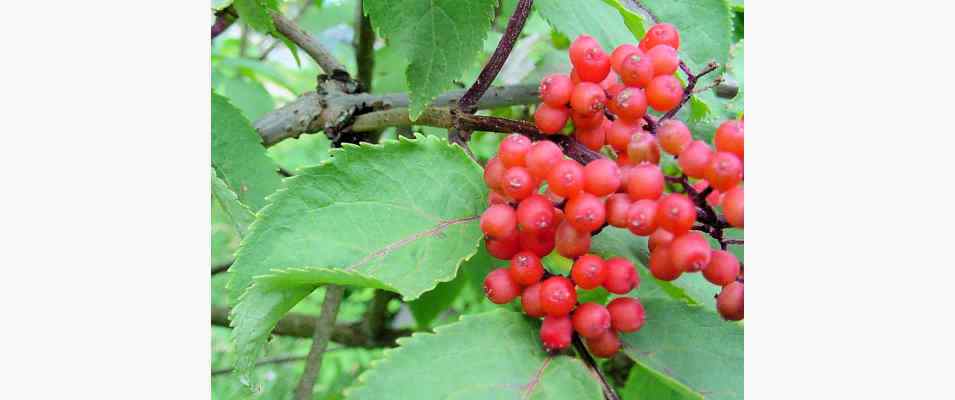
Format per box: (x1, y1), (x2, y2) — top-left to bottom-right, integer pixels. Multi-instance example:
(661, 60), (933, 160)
(657, 194), (697, 236)
(575, 124), (606, 151)
(540, 276), (578, 317)
(646, 75), (684, 112)
(540, 315), (573, 350)
(535, 103), (570, 134)
(555, 220), (591, 258)
(585, 330), (621, 358)
(520, 225), (556, 257)
(714, 120), (744, 161)
(626, 163), (664, 201)
(619, 53), (655, 88)
(484, 268), (521, 304)
(508, 251), (544, 286)
(483, 156), (506, 190)
(704, 250), (741, 286)
(547, 159), (585, 198)
(607, 297), (646, 332)
(539, 73), (574, 107)
(480, 204), (517, 239)
(571, 109), (605, 130)
(606, 119), (640, 152)
(521, 282), (546, 318)
(626, 131), (661, 165)
(605, 193), (633, 228)
(647, 44), (679, 76)
(569, 35), (611, 83)
(499, 134), (532, 168)
(571, 254), (607, 290)
(565, 193), (606, 233)
(670, 231), (712, 272)
(678, 140), (714, 179)
(626, 199), (659, 236)
(583, 159), (622, 196)
(570, 82), (607, 115)
(603, 257), (638, 294)
(640, 23), (681, 51)
(486, 229), (520, 260)
(610, 44), (641, 74)
(657, 119), (692, 155)
(721, 186), (744, 228)
(610, 87), (648, 122)
(525, 141), (564, 180)
(649, 245), (682, 281)
(704, 152), (743, 192)
(517, 194), (555, 233)
(572, 302), (612, 339)
(717, 281), (744, 321)
(501, 167), (535, 201)
(648, 228), (674, 252)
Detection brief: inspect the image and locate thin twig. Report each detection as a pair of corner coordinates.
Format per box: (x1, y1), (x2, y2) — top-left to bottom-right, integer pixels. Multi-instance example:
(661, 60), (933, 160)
(725, 239), (744, 246)
(211, 7), (236, 39)
(294, 285), (345, 400)
(211, 306), (410, 347)
(362, 290), (398, 340)
(271, 11), (347, 74)
(212, 354), (307, 376)
(572, 334), (621, 400)
(660, 61), (720, 121)
(354, 0), (376, 91)
(259, 0), (313, 60)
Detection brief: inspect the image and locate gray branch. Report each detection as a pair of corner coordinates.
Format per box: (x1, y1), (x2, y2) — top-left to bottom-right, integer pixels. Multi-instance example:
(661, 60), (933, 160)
(294, 285), (345, 400)
(271, 11), (346, 74)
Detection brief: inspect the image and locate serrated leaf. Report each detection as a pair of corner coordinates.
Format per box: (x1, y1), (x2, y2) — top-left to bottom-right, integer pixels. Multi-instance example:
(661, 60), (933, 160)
(363, 0), (496, 119)
(638, 0), (733, 72)
(233, 0), (278, 33)
(535, 0), (637, 50)
(601, 0), (647, 38)
(620, 298), (743, 400)
(212, 168), (256, 237)
(621, 360), (704, 400)
(345, 309), (603, 400)
(408, 251), (487, 328)
(212, 91), (282, 211)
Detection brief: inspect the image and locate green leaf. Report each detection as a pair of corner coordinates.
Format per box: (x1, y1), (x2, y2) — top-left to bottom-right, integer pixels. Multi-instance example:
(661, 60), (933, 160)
(233, 0), (278, 33)
(407, 269), (467, 329)
(621, 360), (704, 400)
(211, 91), (282, 211)
(620, 298), (743, 400)
(601, 0), (647, 38)
(638, 0), (734, 71)
(726, 39), (744, 115)
(277, 33), (303, 67)
(345, 309), (603, 400)
(363, 0), (497, 119)
(535, 0), (638, 50)
(213, 0), (234, 11)
(212, 168), (256, 237)
(220, 75), (275, 121)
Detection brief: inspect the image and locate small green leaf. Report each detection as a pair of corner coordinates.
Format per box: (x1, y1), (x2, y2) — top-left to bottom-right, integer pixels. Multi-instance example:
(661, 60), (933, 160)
(535, 0), (638, 50)
(212, 168), (256, 237)
(233, 0), (278, 33)
(345, 309), (604, 400)
(621, 360), (704, 400)
(601, 0), (647, 38)
(638, 0), (734, 72)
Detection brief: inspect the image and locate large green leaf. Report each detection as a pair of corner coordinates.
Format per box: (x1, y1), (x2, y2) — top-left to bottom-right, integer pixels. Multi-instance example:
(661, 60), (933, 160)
(211, 91), (282, 211)
(535, 0), (638, 50)
(212, 168), (256, 237)
(233, 0), (278, 33)
(220, 75), (274, 121)
(363, 0), (496, 119)
(345, 309), (603, 399)
(638, 0), (734, 72)
(620, 298), (743, 400)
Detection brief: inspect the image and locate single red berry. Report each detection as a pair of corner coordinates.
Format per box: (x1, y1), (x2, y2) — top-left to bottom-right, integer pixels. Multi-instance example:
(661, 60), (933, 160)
(649, 245), (681, 281)
(714, 119), (744, 161)
(539, 73), (574, 107)
(704, 152), (743, 192)
(571, 254), (607, 290)
(547, 159), (585, 198)
(569, 35), (611, 83)
(572, 302), (612, 339)
(626, 199), (659, 236)
(480, 204), (517, 239)
(517, 194), (555, 233)
(540, 276), (577, 317)
(610, 87), (648, 122)
(484, 268), (521, 304)
(509, 251), (545, 286)
(540, 315), (573, 350)
(572, 109), (605, 130)
(499, 134), (532, 168)
(555, 220), (591, 258)
(526, 141), (564, 180)
(648, 228), (674, 252)
(521, 282), (546, 318)
(585, 330), (621, 358)
(646, 44), (679, 76)
(583, 158), (622, 196)
(656, 194), (696, 235)
(640, 23), (681, 51)
(570, 82), (607, 116)
(520, 224), (557, 257)
(619, 52), (655, 88)
(657, 119), (692, 155)
(678, 140), (713, 179)
(626, 163), (664, 201)
(603, 257), (638, 294)
(501, 166), (535, 201)
(646, 75), (684, 112)
(486, 229), (520, 260)
(670, 231), (711, 272)
(626, 131), (661, 165)
(605, 193), (633, 228)
(610, 44), (641, 75)
(564, 193), (606, 233)
(607, 297), (646, 332)
(721, 186), (744, 228)
(606, 119), (640, 153)
(484, 156), (506, 190)
(717, 281), (744, 321)
(704, 250), (741, 287)
(535, 103), (570, 134)
(575, 124), (607, 151)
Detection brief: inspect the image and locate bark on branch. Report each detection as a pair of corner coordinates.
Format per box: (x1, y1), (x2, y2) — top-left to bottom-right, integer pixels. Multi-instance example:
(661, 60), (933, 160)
(294, 285), (345, 400)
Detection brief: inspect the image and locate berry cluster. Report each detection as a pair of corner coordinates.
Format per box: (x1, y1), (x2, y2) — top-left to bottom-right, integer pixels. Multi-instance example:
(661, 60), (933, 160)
(481, 24), (744, 357)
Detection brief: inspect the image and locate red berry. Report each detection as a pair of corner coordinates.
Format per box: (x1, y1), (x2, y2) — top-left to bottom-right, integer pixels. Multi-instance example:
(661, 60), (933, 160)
(704, 152), (743, 192)
(626, 163), (664, 200)
(547, 159), (585, 198)
(570, 82), (607, 115)
(603, 257), (638, 294)
(646, 44), (679, 76)
(626, 131), (661, 165)
(607, 297), (646, 332)
(640, 23), (681, 51)
(484, 156), (506, 190)
(540, 315), (573, 350)
(717, 281), (744, 321)
(486, 229), (520, 259)
(517, 194), (555, 233)
(575, 124), (606, 151)
(501, 166), (535, 200)
(520, 224), (557, 257)
(555, 220), (591, 258)
(481, 204), (517, 239)
(565, 193), (606, 233)
(571, 254), (607, 289)
(678, 140), (713, 179)
(484, 268), (521, 304)
(670, 231), (711, 272)
(572, 109), (605, 130)
(583, 158), (622, 196)
(610, 44), (641, 74)
(499, 134), (532, 168)
(540, 73), (574, 107)
(657, 119), (692, 155)
(704, 250), (741, 286)
(649, 245), (681, 281)
(610, 87), (648, 122)
(721, 186), (744, 228)
(646, 75), (684, 112)
(605, 193), (633, 228)
(656, 194), (696, 235)
(585, 330), (621, 358)
(714, 120), (744, 161)
(509, 251), (545, 286)
(648, 228), (674, 251)
(569, 35), (611, 83)
(619, 53), (655, 88)
(526, 141), (564, 180)
(521, 282), (546, 318)
(535, 103), (570, 134)
(626, 199), (659, 236)
(606, 119), (640, 152)
(540, 276), (577, 317)
(572, 302), (612, 339)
